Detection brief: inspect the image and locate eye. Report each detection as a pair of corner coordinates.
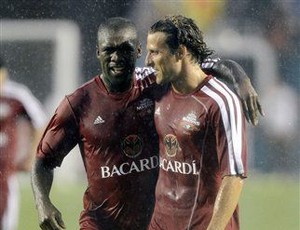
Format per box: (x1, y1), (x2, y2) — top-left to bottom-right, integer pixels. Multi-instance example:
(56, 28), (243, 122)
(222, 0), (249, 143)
(102, 47), (115, 54)
(120, 44), (135, 53)
(149, 50), (159, 56)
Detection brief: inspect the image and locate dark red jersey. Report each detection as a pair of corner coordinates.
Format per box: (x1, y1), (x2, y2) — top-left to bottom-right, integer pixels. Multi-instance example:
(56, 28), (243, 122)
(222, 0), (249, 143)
(0, 96), (27, 220)
(149, 76), (248, 230)
(0, 80), (47, 226)
(37, 68), (159, 229)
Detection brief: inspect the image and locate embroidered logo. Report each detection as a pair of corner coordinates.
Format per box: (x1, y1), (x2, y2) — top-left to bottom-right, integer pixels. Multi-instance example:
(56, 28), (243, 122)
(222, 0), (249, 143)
(93, 116), (105, 125)
(182, 112), (200, 126)
(136, 98), (153, 111)
(121, 135), (143, 158)
(164, 134), (179, 157)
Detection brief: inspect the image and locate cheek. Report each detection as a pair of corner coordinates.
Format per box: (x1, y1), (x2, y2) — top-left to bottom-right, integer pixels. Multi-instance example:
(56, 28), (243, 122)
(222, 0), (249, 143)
(155, 57), (165, 69)
(160, 59), (172, 74)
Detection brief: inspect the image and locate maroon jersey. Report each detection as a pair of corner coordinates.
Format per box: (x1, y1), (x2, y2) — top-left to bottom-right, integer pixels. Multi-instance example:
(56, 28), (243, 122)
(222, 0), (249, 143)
(37, 68), (159, 230)
(0, 97), (27, 219)
(0, 80), (47, 227)
(149, 76), (248, 230)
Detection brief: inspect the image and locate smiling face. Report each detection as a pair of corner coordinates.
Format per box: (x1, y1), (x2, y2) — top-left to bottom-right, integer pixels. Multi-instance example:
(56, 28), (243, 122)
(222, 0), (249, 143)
(145, 32), (181, 85)
(97, 27), (141, 92)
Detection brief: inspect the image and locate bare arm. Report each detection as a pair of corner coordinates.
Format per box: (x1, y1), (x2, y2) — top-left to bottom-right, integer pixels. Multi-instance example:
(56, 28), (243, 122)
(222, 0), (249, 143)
(206, 175), (244, 230)
(202, 58), (264, 125)
(16, 120), (45, 171)
(15, 117), (35, 171)
(31, 158), (66, 230)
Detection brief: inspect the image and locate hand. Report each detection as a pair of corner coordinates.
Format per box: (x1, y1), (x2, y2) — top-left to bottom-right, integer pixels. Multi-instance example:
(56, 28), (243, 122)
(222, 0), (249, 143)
(38, 202), (66, 230)
(201, 58), (265, 126)
(233, 79), (264, 126)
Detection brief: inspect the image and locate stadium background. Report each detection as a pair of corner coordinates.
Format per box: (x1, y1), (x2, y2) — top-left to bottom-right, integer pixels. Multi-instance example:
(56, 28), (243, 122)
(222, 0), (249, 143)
(1, 0), (299, 229)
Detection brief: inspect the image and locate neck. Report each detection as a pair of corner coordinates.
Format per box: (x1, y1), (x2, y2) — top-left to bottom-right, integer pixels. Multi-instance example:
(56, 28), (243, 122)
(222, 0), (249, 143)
(172, 61), (206, 94)
(101, 75), (133, 93)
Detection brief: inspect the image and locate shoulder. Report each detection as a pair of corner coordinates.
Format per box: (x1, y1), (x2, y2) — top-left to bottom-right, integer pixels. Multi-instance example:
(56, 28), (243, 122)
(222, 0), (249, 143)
(201, 77), (240, 105)
(134, 67), (155, 80)
(200, 77), (243, 124)
(3, 80), (34, 100)
(65, 76), (99, 111)
(134, 67), (157, 91)
(67, 76), (99, 99)
(2, 79), (47, 127)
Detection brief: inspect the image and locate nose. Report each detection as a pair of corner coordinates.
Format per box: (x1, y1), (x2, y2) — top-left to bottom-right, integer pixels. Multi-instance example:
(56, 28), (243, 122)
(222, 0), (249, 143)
(145, 52), (153, 67)
(111, 51), (119, 62)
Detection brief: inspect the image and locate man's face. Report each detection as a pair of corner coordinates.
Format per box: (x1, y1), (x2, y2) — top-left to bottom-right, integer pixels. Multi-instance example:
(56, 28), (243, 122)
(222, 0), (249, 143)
(145, 32), (180, 85)
(97, 28), (139, 87)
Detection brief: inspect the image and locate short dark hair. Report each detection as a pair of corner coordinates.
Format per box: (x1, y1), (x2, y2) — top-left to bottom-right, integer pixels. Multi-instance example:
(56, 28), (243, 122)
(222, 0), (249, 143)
(97, 17), (138, 41)
(149, 15), (214, 63)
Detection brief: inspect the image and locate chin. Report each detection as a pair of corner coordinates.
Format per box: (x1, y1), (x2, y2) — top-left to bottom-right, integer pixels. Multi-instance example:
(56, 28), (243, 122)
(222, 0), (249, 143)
(155, 79), (163, 85)
(155, 75), (163, 85)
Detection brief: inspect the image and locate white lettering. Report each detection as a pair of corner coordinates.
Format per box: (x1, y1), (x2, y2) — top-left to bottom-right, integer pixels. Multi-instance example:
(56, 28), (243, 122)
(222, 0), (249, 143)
(119, 162), (130, 175)
(159, 157), (199, 175)
(129, 161), (141, 174)
(150, 156), (159, 168)
(101, 156), (198, 178)
(160, 158), (167, 171)
(166, 161), (175, 172)
(192, 160), (199, 174)
(139, 158), (150, 171)
(182, 162), (192, 174)
(174, 161), (182, 173)
(101, 166), (111, 178)
(110, 165), (122, 177)
(100, 155), (159, 178)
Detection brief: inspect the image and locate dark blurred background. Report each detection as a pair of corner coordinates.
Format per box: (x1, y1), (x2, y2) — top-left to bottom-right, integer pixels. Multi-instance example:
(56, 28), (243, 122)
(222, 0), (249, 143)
(1, 0), (139, 82)
(1, 0), (299, 175)
(1, 1), (299, 229)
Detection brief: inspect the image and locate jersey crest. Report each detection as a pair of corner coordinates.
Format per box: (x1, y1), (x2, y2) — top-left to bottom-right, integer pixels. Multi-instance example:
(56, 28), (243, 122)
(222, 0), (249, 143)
(121, 134), (143, 158)
(164, 134), (179, 157)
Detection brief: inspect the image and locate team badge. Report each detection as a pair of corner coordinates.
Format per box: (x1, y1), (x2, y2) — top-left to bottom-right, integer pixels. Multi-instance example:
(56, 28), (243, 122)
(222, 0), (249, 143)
(121, 135), (143, 158)
(180, 112), (200, 132)
(164, 134), (179, 157)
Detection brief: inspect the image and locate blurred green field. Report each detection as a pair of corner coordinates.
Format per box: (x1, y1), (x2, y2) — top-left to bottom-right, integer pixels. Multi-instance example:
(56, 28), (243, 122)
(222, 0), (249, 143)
(18, 173), (299, 230)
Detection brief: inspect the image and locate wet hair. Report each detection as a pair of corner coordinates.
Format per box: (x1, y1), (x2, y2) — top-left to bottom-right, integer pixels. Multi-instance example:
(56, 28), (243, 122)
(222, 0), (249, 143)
(97, 17), (138, 41)
(149, 15), (214, 63)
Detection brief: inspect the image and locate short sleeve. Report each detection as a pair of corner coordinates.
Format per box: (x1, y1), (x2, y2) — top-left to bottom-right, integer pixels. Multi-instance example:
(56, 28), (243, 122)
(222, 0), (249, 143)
(36, 97), (79, 168)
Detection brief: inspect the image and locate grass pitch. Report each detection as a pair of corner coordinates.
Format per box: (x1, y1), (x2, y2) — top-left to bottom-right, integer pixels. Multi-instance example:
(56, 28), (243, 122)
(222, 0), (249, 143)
(18, 173), (299, 230)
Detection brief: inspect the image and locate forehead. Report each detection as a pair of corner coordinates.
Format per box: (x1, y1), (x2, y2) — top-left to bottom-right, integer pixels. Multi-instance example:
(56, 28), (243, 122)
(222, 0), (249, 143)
(146, 32), (169, 49)
(98, 28), (137, 47)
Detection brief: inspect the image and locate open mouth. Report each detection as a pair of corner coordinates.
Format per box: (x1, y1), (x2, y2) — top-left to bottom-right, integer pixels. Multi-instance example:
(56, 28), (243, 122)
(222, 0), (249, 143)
(110, 67), (125, 76)
(109, 63), (126, 75)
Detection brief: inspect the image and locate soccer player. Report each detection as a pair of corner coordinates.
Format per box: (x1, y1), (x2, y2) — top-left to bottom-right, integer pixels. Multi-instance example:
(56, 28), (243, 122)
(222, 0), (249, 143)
(145, 15), (248, 230)
(31, 17), (260, 230)
(31, 17), (159, 230)
(0, 57), (47, 230)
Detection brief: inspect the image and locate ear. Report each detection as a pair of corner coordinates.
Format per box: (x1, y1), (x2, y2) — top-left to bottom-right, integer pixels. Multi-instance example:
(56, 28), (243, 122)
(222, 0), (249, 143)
(175, 45), (187, 60)
(96, 46), (100, 59)
(136, 42), (142, 58)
